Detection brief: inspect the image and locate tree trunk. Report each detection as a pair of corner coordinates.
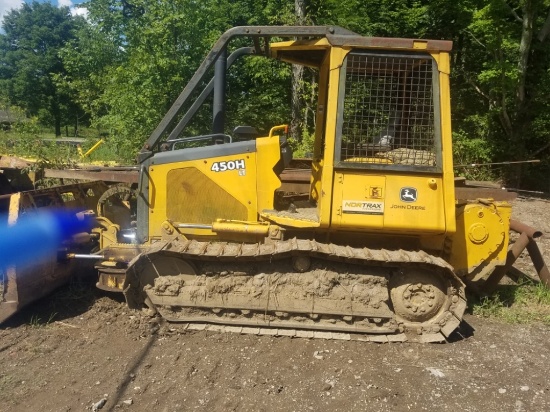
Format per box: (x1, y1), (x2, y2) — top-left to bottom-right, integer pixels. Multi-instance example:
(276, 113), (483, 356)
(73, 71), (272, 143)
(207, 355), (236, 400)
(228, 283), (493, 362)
(290, 0), (306, 141)
(537, 9), (550, 42)
(517, 0), (535, 108)
(50, 90), (61, 137)
(52, 98), (61, 137)
(291, 65), (304, 141)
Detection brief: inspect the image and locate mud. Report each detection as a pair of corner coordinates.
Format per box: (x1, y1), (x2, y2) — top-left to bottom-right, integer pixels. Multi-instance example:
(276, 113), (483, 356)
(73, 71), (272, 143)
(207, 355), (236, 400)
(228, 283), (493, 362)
(137, 242), (464, 340)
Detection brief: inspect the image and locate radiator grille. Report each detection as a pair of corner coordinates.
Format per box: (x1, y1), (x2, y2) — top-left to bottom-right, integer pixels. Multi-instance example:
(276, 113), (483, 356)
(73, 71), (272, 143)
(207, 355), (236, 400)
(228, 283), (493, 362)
(166, 167), (247, 224)
(338, 52), (438, 168)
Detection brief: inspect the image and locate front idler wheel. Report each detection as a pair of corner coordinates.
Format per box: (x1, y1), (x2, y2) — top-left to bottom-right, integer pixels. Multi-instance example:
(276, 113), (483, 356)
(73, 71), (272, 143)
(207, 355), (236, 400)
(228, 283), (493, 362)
(389, 269), (448, 323)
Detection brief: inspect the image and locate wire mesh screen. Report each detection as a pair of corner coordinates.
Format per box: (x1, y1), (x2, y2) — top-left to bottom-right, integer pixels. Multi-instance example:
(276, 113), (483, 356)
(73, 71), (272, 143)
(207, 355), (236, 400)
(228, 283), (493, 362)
(338, 52), (437, 168)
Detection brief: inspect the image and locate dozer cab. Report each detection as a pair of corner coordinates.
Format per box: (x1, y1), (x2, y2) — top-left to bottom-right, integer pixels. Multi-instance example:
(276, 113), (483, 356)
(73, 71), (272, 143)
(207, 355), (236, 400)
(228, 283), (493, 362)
(2, 27), (518, 342)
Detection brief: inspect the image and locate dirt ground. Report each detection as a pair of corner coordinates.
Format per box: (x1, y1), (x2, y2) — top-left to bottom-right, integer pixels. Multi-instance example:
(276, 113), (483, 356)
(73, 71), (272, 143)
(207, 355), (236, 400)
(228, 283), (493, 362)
(1, 196), (549, 412)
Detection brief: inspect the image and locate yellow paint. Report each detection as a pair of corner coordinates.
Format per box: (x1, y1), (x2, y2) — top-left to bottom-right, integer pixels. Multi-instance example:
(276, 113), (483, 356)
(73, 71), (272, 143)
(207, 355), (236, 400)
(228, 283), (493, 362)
(80, 138), (105, 158)
(148, 155), (255, 239)
(107, 275), (121, 289)
(270, 38), (331, 53)
(316, 46), (350, 228)
(136, 35), (510, 281)
(450, 202), (511, 276)
(413, 41), (428, 49)
(255, 132), (284, 212)
(436, 51), (456, 234)
(310, 51), (331, 204)
(259, 211), (321, 229)
(270, 39), (331, 68)
(8, 192), (21, 226)
(268, 124), (289, 137)
(212, 220), (270, 235)
(147, 132), (282, 240)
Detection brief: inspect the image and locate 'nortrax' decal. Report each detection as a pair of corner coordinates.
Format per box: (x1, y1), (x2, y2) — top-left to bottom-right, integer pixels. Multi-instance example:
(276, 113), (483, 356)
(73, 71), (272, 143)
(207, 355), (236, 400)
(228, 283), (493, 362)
(343, 200), (384, 215)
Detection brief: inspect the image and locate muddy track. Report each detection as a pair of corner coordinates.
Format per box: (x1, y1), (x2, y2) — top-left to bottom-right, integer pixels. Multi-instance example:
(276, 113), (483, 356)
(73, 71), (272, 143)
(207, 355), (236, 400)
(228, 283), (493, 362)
(126, 238), (466, 343)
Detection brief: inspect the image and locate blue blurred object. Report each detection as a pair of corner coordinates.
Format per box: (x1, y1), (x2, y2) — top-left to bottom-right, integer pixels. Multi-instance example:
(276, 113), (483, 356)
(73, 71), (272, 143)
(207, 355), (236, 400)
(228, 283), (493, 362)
(0, 210), (93, 269)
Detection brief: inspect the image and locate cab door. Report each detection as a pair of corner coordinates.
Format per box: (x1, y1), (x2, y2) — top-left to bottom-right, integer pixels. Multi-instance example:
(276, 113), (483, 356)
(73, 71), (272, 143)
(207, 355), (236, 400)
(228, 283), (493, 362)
(330, 50), (450, 235)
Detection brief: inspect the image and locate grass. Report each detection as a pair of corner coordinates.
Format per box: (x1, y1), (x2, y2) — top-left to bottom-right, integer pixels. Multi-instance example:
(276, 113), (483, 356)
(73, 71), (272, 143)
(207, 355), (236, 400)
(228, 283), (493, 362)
(471, 280), (550, 324)
(0, 124), (130, 165)
(0, 374), (16, 393)
(28, 312), (57, 328)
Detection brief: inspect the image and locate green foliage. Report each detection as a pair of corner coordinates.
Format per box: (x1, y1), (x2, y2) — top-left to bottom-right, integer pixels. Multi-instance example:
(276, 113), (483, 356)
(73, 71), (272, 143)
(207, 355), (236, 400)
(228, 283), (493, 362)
(0, 115), (41, 155)
(28, 312), (57, 328)
(63, 0), (233, 154)
(57, 0), (303, 158)
(289, 129), (315, 158)
(226, 56), (293, 135)
(83, 137), (136, 163)
(450, 0), (550, 188)
(0, 103), (86, 188)
(54, 24), (121, 123)
(0, 117), (77, 162)
(452, 128), (497, 181)
(471, 281), (550, 324)
(0, 0), (548, 189)
(0, 2), (86, 136)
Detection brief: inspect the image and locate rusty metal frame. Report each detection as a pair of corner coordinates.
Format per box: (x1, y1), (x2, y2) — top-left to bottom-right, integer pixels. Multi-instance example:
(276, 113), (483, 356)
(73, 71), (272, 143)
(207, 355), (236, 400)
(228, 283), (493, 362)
(140, 26), (359, 160)
(484, 219), (549, 292)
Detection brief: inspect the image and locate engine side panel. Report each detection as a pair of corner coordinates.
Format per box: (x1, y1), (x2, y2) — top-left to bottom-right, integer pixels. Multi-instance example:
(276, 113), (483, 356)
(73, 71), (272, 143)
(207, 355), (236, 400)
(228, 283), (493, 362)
(142, 135), (282, 241)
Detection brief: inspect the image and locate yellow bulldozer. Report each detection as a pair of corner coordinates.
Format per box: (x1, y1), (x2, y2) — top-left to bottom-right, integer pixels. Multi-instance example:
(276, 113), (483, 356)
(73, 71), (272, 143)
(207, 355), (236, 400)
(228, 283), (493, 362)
(1, 26), (545, 342)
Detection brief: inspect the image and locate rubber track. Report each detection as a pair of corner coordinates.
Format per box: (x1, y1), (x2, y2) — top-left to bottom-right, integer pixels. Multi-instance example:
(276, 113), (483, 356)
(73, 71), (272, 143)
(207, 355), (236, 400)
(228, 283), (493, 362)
(135, 237), (467, 343)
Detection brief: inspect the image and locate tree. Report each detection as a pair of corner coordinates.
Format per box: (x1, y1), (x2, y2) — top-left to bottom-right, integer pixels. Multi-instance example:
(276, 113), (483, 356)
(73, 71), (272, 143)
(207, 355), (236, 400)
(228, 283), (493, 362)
(55, 22), (123, 132)
(449, 0), (550, 187)
(58, 0), (297, 157)
(0, 1), (85, 136)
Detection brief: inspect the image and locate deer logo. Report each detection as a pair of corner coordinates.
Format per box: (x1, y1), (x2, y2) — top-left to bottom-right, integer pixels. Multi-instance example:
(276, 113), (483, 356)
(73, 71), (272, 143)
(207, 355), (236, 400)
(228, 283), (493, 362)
(400, 187), (417, 202)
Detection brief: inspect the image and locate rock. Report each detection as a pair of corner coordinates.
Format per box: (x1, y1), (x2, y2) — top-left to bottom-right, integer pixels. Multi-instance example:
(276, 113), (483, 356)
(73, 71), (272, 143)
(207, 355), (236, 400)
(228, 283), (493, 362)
(122, 399), (133, 406)
(426, 367), (445, 378)
(313, 351), (324, 360)
(91, 398), (107, 411)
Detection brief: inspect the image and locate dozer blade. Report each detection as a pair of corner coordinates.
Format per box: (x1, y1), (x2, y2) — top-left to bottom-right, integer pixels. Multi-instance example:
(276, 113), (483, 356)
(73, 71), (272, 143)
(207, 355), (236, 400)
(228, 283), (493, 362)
(0, 181), (108, 324)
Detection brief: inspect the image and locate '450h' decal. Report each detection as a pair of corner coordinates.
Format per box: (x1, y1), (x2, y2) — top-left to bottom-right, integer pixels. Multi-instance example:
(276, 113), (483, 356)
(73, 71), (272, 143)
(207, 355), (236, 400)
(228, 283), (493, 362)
(210, 159), (246, 172)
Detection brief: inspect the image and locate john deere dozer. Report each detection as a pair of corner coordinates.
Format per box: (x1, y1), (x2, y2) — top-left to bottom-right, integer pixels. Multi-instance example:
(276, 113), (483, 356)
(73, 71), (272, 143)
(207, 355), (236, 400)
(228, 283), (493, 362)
(2, 26), (547, 342)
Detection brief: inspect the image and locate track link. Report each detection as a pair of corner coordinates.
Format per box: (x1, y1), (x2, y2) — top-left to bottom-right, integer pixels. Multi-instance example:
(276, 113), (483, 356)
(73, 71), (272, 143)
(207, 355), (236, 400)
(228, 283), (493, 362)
(125, 238), (467, 343)
(180, 323), (410, 342)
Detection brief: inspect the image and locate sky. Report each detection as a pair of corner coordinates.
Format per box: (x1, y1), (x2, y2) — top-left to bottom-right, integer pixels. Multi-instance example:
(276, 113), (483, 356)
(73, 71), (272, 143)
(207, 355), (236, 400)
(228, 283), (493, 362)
(0, 0), (87, 29)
